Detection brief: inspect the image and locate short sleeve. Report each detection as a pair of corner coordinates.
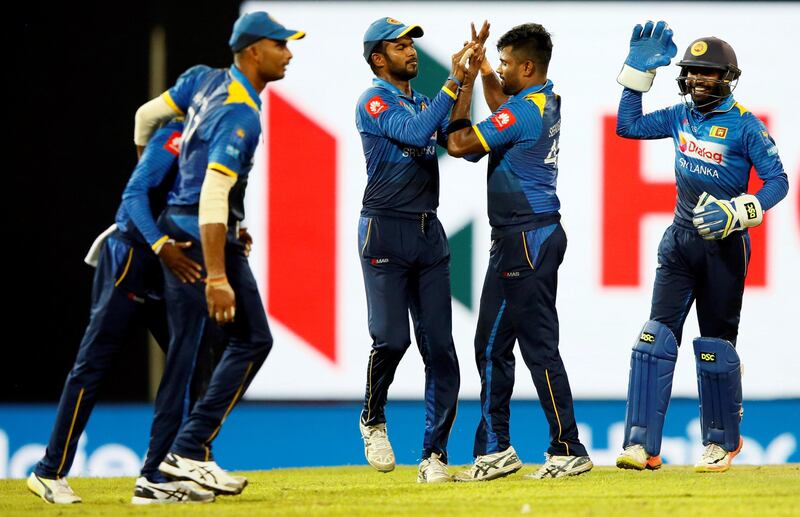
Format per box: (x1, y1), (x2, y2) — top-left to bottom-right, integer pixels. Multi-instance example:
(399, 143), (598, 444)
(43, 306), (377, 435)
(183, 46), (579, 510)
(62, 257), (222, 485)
(164, 65), (212, 115)
(206, 106), (260, 178)
(473, 101), (540, 152)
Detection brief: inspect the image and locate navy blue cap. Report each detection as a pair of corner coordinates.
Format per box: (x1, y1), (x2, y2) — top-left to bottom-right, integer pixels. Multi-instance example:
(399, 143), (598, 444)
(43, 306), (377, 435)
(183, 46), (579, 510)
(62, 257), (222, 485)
(229, 11), (305, 52)
(363, 17), (424, 62)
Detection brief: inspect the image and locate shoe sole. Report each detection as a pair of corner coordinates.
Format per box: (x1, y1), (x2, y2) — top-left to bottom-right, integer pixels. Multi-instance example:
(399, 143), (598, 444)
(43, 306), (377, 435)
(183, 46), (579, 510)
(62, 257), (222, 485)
(616, 455), (662, 471)
(695, 438), (744, 473)
(159, 461), (242, 495)
(131, 496), (214, 505)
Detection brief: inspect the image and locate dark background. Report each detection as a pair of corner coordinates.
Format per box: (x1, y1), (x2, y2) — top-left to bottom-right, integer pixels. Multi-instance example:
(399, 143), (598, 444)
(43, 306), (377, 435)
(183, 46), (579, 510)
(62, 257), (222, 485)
(9, 1), (242, 401)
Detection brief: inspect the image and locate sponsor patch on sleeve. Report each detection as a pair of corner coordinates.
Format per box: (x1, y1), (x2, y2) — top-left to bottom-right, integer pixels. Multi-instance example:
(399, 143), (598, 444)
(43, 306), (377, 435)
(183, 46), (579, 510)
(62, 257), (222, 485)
(366, 95), (389, 118)
(163, 131), (182, 156)
(491, 108), (516, 131)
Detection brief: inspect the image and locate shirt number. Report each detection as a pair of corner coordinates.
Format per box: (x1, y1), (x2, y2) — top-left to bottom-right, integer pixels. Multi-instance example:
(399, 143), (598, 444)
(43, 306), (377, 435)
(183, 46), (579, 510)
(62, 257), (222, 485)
(544, 137), (559, 167)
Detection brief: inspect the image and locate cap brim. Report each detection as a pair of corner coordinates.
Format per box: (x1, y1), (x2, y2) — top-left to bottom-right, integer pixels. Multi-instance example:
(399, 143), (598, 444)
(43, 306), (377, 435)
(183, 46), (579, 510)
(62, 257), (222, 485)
(271, 28), (305, 40)
(393, 24), (423, 39)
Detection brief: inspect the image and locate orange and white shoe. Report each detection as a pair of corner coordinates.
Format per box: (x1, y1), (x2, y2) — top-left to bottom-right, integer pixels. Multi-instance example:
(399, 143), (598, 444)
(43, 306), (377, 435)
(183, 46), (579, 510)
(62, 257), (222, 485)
(694, 437), (743, 473)
(616, 444), (662, 471)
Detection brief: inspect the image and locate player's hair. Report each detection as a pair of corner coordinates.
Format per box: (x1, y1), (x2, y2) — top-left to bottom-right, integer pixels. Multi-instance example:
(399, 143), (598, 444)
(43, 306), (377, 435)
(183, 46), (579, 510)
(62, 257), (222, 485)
(368, 41), (387, 74)
(496, 23), (553, 71)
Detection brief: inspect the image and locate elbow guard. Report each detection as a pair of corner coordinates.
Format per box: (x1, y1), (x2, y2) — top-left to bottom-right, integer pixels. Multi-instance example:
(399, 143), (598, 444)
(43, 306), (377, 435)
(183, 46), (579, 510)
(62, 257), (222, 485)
(199, 169), (237, 226)
(134, 95), (180, 146)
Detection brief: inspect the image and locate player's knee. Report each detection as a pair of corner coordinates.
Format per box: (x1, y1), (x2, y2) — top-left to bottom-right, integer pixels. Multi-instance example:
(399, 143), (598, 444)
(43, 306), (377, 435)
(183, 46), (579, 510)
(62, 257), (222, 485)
(373, 334), (411, 355)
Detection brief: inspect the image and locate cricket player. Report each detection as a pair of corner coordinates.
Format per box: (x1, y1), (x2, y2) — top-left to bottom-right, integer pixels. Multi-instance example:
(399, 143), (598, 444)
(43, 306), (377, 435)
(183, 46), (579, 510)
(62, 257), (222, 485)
(26, 119), (215, 504)
(447, 22), (593, 480)
(614, 21), (788, 472)
(131, 11), (303, 494)
(356, 17), (475, 483)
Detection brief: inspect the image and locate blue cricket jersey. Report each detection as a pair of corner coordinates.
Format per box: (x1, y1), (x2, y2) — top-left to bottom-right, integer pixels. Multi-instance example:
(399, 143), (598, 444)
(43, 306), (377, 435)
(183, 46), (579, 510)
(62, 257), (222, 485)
(355, 78), (455, 215)
(162, 64), (262, 223)
(472, 80), (562, 235)
(617, 88), (788, 225)
(116, 120), (183, 250)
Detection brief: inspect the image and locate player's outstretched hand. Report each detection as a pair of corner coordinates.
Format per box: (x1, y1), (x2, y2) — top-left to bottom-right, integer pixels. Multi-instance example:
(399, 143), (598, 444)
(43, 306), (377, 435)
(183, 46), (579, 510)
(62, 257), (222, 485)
(617, 20), (677, 92)
(206, 276), (236, 324)
(463, 46), (486, 87)
(692, 191), (763, 240)
(159, 240), (203, 283)
(471, 21), (494, 78)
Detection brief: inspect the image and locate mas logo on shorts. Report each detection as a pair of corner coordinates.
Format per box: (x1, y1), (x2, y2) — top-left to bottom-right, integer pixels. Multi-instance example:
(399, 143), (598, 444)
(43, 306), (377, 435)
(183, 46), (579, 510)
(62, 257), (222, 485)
(700, 352), (716, 362)
(691, 40), (708, 56)
(163, 131), (182, 156)
(366, 96), (388, 118)
(710, 126), (728, 139)
(371, 258), (389, 265)
(492, 109), (516, 131)
(639, 332), (656, 344)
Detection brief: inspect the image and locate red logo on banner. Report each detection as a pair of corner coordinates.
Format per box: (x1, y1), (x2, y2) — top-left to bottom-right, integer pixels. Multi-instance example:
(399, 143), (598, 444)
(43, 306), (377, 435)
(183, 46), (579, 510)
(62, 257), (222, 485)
(163, 131), (181, 156)
(267, 91), (338, 363)
(491, 109), (516, 131)
(601, 115), (767, 287)
(366, 96), (388, 118)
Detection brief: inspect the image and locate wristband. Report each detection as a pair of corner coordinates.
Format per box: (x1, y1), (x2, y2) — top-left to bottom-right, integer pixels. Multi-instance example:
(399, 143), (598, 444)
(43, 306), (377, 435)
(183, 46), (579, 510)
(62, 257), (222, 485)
(447, 75), (462, 88)
(447, 119), (472, 134)
(152, 235), (173, 255)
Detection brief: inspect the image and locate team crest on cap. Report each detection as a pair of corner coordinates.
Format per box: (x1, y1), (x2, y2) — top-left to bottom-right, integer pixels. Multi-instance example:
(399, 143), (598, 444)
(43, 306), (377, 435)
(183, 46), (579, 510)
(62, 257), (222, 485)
(386, 18), (402, 25)
(366, 95), (389, 118)
(691, 41), (708, 56)
(491, 109), (516, 131)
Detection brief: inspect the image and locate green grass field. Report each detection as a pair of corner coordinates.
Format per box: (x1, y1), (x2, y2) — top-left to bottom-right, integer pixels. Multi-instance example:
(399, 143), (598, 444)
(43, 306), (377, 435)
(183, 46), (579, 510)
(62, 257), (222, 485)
(2, 465), (798, 516)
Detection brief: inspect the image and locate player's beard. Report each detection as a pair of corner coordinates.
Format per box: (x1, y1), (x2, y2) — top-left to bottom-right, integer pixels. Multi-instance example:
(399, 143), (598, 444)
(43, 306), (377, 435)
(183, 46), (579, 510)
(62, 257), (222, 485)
(387, 57), (418, 81)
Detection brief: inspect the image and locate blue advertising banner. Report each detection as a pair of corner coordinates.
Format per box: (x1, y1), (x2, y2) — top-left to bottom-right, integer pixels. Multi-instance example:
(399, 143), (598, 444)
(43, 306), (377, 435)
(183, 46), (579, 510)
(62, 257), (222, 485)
(1, 400), (797, 478)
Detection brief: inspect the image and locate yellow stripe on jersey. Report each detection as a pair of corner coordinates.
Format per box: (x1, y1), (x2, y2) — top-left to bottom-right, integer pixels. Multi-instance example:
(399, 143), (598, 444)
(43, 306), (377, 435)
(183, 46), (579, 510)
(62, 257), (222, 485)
(223, 80), (260, 112)
(525, 92), (546, 116)
(473, 125), (490, 152)
(208, 162), (239, 179)
(114, 248), (134, 287)
(161, 92), (184, 115)
(734, 102), (749, 116)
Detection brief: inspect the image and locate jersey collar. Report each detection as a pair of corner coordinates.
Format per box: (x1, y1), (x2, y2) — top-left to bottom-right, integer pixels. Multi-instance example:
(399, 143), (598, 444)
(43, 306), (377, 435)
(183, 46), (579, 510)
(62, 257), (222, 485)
(372, 77), (416, 102)
(515, 79), (553, 99)
(230, 65), (263, 110)
(690, 95), (735, 118)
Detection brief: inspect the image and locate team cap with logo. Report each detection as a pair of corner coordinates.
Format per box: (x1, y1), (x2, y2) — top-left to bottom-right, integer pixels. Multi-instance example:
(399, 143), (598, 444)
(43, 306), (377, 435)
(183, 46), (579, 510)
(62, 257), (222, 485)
(363, 17), (424, 62)
(229, 11), (305, 52)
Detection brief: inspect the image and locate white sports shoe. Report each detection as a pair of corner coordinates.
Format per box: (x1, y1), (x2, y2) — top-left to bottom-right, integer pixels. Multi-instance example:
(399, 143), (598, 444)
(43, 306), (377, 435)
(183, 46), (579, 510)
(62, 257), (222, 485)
(454, 446), (523, 482)
(27, 472), (82, 504)
(360, 421), (395, 472)
(131, 477), (215, 504)
(616, 444), (663, 470)
(695, 437), (743, 473)
(417, 453), (453, 483)
(159, 452), (246, 494)
(526, 454), (593, 479)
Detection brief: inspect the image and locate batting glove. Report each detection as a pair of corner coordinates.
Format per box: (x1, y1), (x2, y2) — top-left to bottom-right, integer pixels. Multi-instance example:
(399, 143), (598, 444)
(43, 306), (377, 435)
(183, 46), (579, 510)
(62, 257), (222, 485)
(617, 20), (678, 92)
(692, 192), (763, 240)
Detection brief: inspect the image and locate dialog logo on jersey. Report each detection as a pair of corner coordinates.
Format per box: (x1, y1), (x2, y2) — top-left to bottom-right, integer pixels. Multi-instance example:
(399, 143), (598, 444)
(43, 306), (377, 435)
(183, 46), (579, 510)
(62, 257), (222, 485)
(492, 109), (516, 131)
(366, 96), (389, 118)
(678, 132), (726, 165)
(163, 131), (182, 156)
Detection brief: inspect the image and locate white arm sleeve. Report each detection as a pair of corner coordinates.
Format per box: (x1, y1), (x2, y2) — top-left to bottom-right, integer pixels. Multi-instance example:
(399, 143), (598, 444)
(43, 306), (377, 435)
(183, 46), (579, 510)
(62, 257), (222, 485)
(134, 95), (180, 146)
(199, 169), (237, 226)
